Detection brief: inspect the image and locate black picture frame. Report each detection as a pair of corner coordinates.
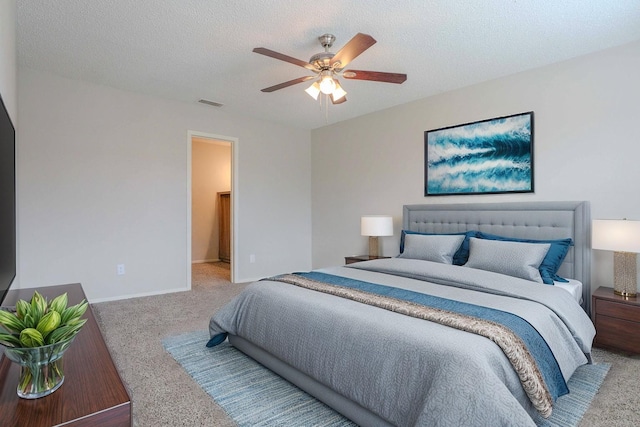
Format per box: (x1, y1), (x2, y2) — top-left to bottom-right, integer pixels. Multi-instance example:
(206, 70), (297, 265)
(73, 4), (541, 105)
(424, 111), (534, 196)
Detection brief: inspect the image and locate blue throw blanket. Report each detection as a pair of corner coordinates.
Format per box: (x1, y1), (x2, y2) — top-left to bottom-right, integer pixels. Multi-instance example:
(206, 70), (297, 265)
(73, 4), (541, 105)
(309, 272), (566, 385)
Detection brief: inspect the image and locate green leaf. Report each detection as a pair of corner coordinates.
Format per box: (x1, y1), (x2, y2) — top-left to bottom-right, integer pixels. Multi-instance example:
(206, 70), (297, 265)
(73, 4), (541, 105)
(46, 319), (86, 344)
(61, 300), (88, 325)
(0, 309), (25, 333)
(49, 293), (68, 314)
(36, 310), (61, 338)
(19, 328), (45, 347)
(15, 300), (30, 320)
(29, 292), (47, 326)
(0, 332), (21, 347)
(22, 312), (35, 329)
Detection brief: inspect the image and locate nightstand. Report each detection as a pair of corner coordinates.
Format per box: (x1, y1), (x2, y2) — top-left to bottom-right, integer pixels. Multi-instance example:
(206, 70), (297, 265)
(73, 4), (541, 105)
(592, 286), (640, 354)
(345, 255), (391, 265)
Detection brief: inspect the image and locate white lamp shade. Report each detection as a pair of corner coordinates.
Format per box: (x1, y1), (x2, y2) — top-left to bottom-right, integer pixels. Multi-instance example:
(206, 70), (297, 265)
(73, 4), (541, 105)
(361, 215), (393, 237)
(331, 80), (347, 101)
(592, 219), (640, 253)
(305, 82), (320, 100)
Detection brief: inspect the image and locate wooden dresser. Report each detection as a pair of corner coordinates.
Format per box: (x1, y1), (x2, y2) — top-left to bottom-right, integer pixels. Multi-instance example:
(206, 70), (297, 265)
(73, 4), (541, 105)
(592, 286), (640, 354)
(0, 283), (131, 426)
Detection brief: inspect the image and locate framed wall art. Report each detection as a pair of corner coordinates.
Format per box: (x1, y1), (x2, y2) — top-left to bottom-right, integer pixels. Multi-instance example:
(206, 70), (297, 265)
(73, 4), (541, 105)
(424, 111), (534, 196)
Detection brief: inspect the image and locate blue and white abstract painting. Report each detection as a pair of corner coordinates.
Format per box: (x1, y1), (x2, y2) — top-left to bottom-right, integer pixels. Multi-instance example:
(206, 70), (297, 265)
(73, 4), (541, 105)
(425, 112), (533, 195)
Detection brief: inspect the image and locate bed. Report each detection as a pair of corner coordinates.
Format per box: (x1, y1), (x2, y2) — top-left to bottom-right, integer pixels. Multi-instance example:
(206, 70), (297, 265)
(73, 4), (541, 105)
(208, 201), (595, 426)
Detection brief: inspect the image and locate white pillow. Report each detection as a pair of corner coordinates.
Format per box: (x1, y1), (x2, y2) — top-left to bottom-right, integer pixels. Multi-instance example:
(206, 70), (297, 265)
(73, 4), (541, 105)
(398, 234), (465, 264)
(464, 237), (550, 283)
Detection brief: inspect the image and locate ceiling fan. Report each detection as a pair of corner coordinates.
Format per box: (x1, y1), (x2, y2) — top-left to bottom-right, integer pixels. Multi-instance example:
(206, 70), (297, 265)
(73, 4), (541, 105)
(253, 33), (407, 105)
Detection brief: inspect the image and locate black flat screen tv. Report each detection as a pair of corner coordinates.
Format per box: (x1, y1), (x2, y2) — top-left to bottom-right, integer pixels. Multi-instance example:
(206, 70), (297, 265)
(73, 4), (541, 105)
(0, 94), (16, 307)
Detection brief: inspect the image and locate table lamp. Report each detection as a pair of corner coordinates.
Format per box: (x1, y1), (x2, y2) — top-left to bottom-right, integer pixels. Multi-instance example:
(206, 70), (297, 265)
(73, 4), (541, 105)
(592, 219), (640, 297)
(361, 215), (393, 257)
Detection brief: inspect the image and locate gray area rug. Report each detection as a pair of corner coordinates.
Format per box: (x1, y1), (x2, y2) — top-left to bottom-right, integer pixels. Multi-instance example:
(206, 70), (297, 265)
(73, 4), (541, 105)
(91, 262), (640, 426)
(163, 330), (609, 427)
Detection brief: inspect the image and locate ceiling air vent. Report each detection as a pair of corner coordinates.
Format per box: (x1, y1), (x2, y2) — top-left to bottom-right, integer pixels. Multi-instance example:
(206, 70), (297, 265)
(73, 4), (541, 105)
(198, 99), (224, 107)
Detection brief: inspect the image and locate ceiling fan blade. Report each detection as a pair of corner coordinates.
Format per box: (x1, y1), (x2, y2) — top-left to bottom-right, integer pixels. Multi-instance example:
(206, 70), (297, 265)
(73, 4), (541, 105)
(260, 76), (315, 92)
(253, 47), (315, 70)
(342, 70), (407, 84)
(330, 94), (347, 105)
(330, 33), (376, 69)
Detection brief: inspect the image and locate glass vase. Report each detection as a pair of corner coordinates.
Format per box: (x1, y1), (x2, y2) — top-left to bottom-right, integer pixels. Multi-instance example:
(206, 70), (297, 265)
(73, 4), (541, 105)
(3, 337), (76, 399)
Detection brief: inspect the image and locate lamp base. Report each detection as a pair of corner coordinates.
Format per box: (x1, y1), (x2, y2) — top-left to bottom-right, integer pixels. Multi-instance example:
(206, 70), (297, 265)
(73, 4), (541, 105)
(613, 251), (637, 298)
(368, 236), (379, 258)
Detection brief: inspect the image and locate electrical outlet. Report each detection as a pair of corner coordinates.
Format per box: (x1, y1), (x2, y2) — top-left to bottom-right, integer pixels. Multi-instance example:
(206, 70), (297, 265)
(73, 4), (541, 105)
(117, 264), (125, 275)
(249, 254), (255, 263)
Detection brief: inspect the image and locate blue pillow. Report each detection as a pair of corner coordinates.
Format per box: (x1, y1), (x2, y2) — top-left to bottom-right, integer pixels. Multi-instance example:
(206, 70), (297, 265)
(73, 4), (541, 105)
(476, 232), (573, 285)
(400, 230), (480, 266)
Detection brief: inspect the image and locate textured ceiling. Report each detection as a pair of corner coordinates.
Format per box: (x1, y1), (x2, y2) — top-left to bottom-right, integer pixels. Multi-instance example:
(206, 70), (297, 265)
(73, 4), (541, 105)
(16, 1), (640, 130)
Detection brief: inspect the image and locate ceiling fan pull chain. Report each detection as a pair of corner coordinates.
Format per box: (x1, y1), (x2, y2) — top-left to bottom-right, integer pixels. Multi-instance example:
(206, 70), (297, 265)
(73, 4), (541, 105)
(324, 94), (329, 124)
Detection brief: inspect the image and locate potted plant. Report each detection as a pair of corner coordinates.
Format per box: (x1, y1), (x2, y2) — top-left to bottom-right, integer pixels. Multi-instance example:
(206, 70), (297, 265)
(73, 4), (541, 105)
(0, 291), (87, 399)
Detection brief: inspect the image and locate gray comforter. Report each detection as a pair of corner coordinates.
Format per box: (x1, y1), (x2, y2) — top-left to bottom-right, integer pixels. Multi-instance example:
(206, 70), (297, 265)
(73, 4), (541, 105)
(209, 258), (596, 427)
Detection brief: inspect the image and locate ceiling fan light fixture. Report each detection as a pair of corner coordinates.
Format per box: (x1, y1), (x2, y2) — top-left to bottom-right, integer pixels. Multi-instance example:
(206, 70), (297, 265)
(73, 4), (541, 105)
(305, 81), (321, 100)
(331, 80), (347, 101)
(253, 33), (407, 106)
(319, 71), (336, 95)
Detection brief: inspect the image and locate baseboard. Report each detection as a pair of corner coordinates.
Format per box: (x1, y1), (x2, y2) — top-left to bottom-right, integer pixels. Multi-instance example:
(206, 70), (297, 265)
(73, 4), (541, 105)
(90, 286), (190, 304)
(192, 258), (220, 264)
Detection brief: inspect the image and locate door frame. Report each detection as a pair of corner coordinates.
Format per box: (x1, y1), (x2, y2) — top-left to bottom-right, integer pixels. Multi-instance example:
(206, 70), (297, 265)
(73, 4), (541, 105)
(187, 130), (238, 286)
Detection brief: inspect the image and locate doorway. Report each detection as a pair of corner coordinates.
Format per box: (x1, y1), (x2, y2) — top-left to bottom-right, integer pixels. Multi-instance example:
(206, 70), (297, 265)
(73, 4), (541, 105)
(187, 131), (237, 287)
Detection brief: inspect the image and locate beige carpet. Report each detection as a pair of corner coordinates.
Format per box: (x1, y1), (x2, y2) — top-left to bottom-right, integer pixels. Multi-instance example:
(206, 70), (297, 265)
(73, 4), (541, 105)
(93, 262), (246, 426)
(92, 264), (640, 426)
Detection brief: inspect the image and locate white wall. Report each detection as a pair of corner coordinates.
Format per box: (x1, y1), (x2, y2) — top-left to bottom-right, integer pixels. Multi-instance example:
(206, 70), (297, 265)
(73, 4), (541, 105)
(192, 139), (231, 262)
(311, 39), (640, 295)
(18, 68), (312, 301)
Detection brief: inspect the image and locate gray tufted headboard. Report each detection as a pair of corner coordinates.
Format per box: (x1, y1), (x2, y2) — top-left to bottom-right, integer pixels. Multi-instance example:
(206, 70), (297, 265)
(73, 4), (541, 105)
(402, 201), (591, 314)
